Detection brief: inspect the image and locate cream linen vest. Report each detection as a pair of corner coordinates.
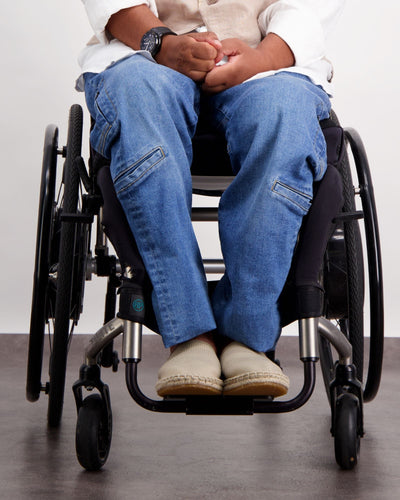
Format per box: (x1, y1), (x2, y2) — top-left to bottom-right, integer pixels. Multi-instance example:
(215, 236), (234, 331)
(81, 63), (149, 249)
(156, 0), (278, 47)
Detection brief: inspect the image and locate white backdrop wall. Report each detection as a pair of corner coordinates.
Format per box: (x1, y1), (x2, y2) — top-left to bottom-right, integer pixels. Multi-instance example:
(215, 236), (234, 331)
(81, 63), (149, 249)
(1, 1), (398, 335)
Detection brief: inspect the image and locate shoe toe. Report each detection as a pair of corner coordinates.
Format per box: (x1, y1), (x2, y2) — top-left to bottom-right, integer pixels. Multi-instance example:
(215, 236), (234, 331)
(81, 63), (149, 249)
(221, 341), (289, 396)
(156, 339), (223, 396)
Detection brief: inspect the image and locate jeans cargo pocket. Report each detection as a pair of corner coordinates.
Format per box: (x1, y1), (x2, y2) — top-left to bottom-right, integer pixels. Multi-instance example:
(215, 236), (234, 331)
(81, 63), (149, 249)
(114, 147), (166, 194)
(271, 180), (312, 213)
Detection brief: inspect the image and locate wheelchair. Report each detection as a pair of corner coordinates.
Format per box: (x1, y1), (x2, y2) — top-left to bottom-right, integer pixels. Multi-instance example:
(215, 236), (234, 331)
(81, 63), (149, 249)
(26, 102), (384, 471)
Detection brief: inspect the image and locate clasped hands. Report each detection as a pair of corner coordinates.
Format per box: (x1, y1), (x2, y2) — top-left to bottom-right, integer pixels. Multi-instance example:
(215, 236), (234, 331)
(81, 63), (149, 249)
(156, 32), (271, 94)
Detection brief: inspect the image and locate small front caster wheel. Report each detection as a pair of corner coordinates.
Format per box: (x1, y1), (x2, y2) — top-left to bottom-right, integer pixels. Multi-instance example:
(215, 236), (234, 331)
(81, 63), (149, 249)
(334, 393), (360, 470)
(76, 394), (112, 470)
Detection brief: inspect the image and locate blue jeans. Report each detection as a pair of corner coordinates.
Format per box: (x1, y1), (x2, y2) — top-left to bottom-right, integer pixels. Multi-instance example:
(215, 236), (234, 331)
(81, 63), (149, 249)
(84, 54), (331, 351)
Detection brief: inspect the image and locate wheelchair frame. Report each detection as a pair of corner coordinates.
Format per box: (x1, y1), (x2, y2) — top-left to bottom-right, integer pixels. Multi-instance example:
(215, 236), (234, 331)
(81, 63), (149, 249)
(26, 104), (384, 471)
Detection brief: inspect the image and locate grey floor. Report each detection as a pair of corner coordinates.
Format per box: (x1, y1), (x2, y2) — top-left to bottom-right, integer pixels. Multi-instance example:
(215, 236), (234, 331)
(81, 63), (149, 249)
(1, 333), (399, 500)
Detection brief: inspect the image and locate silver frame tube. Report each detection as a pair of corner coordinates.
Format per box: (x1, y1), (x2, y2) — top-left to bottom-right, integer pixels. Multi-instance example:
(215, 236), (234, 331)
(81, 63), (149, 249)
(122, 321), (143, 362)
(318, 317), (353, 366)
(85, 317), (124, 366)
(299, 318), (319, 360)
(203, 259), (225, 274)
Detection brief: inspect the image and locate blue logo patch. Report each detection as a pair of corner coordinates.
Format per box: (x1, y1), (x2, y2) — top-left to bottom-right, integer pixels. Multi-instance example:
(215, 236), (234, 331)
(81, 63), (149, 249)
(132, 298), (145, 312)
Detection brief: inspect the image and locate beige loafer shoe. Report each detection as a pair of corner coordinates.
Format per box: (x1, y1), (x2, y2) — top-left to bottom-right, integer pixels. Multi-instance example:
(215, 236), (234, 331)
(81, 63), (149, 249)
(156, 339), (223, 396)
(221, 341), (289, 397)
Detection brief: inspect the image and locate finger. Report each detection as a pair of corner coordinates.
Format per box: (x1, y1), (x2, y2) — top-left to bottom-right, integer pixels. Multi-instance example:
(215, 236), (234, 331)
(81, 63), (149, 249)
(190, 58), (216, 73)
(219, 37), (244, 52)
(203, 64), (232, 87)
(188, 31), (221, 45)
(203, 37), (223, 52)
(188, 69), (209, 82)
(207, 40), (225, 64)
(191, 40), (219, 61)
(187, 33), (223, 60)
(202, 81), (228, 94)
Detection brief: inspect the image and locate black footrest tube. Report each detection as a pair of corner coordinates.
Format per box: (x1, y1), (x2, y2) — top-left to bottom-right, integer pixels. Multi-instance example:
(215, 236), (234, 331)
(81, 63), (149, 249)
(125, 360), (316, 415)
(253, 361), (316, 413)
(125, 361), (186, 413)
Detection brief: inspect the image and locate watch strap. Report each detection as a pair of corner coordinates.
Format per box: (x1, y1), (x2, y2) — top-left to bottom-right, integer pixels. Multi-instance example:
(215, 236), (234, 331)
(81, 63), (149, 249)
(140, 27), (177, 57)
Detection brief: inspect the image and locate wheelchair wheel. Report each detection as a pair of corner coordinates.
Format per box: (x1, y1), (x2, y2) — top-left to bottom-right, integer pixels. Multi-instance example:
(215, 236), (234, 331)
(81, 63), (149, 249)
(47, 104), (85, 427)
(338, 152), (365, 380)
(345, 128), (384, 403)
(26, 124), (59, 402)
(76, 394), (112, 471)
(321, 150), (365, 397)
(334, 393), (360, 470)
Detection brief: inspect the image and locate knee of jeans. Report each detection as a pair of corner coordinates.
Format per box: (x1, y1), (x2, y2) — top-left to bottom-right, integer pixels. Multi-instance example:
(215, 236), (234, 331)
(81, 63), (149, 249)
(236, 75), (330, 128)
(108, 55), (198, 110)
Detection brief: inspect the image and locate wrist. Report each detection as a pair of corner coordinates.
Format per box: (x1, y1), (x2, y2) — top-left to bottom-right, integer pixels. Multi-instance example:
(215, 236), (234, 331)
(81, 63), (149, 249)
(154, 34), (177, 65)
(256, 33), (295, 72)
(253, 47), (274, 73)
(140, 27), (177, 59)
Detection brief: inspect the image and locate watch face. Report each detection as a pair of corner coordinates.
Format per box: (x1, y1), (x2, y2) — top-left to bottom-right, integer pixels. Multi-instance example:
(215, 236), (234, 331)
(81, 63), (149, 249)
(141, 32), (160, 56)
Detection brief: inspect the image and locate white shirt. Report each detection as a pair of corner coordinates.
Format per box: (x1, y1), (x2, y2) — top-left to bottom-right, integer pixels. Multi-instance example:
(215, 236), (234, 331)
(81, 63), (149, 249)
(77, 0), (345, 95)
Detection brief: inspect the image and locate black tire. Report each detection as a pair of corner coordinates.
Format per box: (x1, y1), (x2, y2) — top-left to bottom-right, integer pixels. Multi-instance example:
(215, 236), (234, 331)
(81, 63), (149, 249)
(337, 152), (365, 381)
(47, 104), (83, 427)
(76, 394), (112, 471)
(26, 124), (59, 402)
(344, 128), (384, 403)
(334, 393), (360, 470)
(321, 149), (365, 401)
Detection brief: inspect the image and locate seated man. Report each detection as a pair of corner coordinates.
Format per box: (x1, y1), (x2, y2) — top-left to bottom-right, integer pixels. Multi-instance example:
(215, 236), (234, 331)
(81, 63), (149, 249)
(78, 0), (345, 397)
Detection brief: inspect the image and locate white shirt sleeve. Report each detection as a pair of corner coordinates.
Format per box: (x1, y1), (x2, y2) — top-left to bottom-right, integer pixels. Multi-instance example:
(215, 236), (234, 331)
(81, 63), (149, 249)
(81, 0), (158, 43)
(302, 0), (346, 36)
(258, 0), (345, 67)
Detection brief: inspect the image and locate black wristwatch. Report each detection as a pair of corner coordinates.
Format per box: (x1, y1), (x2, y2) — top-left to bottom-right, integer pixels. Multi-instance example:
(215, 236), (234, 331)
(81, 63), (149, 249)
(140, 27), (177, 58)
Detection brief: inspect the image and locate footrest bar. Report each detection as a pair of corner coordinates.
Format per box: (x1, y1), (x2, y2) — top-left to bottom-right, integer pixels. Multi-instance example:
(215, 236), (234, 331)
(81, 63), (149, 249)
(125, 360), (316, 415)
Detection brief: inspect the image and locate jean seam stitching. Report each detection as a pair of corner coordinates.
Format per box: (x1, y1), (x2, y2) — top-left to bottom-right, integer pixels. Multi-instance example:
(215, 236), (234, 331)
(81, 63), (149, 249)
(114, 147), (164, 182)
(271, 180), (311, 212)
(99, 124), (112, 156)
(115, 148), (166, 194)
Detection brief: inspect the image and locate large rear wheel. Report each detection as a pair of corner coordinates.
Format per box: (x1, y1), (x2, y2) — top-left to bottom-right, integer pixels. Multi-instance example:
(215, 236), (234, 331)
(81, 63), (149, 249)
(47, 104), (85, 427)
(26, 124), (59, 402)
(321, 148), (365, 399)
